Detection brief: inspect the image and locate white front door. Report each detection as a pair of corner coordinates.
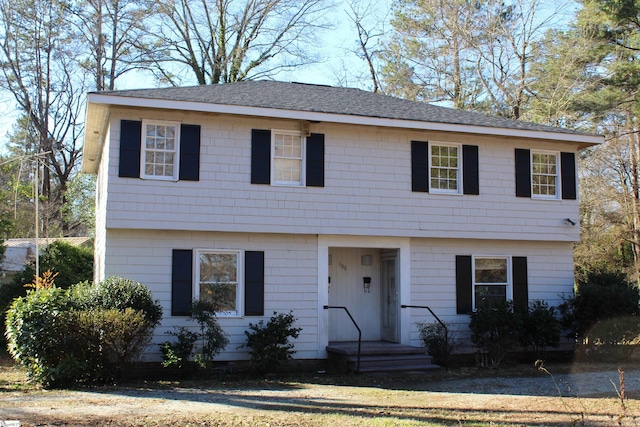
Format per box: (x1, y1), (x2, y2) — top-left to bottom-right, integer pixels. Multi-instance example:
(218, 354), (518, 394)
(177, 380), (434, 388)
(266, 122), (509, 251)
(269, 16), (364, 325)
(328, 247), (380, 341)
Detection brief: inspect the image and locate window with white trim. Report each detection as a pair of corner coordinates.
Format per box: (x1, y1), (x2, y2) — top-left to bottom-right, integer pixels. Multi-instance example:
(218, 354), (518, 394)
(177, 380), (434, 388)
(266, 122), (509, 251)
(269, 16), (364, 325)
(141, 120), (180, 180)
(194, 250), (243, 317)
(272, 130), (305, 186)
(473, 256), (511, 310)
(531, 151), (558, 198)
(430, 143), (461, 194)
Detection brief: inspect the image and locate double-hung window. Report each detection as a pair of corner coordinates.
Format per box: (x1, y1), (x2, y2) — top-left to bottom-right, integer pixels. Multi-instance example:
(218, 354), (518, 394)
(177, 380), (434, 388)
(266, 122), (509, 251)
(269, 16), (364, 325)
(141, 120), (180, 180)
(531, 151), (558, 198)
(195, 250), (242, 317)
(272, 130), (305, 186)
(430, 143), (462, 194)
(473, 256), (511, 310)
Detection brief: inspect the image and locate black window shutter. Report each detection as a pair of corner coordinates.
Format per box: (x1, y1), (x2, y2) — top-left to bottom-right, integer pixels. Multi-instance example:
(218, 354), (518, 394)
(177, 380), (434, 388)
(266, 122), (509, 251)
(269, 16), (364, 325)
(172, 249), (193, 316)
(119, 120), (142, 178)
(245, 251), (265, 316)
(515, 148), (531, 197)
(456, 255), (473, 314)
(462, 145), (479, 195)
(512, 256), (528, 313)
(306, 133), (325, 187)
(251, 129), (271, 184)
(561, 152), (577, 200)
(411, 141), (429, 192)
(179, 124), (201, 181)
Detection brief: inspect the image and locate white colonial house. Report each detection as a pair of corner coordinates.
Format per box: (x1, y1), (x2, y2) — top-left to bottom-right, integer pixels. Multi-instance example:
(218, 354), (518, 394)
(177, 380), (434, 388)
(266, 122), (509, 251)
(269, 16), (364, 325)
(81, 81), (602, 363)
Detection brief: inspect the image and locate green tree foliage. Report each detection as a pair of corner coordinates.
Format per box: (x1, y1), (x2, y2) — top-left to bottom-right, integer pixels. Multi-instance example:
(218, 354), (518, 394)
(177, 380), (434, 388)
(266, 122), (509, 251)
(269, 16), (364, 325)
(5, 277), (162, 387)
(523, 28), (607, 129)
(560, 270), (640, 353)
(0, 240), (94, 349)
(0, 217), (10, 263)
(383, 0), (562, 119)
(567, 0), (640, 277)
(0, 148), (37, 239)
(11, 240), (94, 291)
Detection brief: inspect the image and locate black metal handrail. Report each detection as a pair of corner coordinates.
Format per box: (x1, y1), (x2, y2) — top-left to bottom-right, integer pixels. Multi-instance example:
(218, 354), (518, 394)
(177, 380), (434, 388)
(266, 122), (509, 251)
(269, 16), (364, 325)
(401, 304), (448, 360)
(323, 305), (362, 373)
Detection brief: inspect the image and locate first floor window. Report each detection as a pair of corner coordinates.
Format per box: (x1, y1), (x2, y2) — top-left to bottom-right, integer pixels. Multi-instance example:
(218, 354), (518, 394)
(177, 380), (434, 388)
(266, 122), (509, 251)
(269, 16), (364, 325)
(142, 120), (180, 180)
(473, 256), (511, 310)
(430, 143), (461, 194)
(531, 151), (558, 198)
(272, 130), (304, 185)
(195, 250), (242, 316)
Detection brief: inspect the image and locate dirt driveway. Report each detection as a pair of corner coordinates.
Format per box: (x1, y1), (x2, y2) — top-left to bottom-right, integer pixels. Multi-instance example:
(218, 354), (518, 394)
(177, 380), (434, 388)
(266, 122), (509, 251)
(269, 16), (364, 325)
(2, 363), (640, 426)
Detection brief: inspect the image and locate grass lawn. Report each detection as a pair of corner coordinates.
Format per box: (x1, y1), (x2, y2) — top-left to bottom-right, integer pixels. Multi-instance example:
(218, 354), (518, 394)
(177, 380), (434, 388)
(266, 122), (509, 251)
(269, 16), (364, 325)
(2, 357), (640, 426)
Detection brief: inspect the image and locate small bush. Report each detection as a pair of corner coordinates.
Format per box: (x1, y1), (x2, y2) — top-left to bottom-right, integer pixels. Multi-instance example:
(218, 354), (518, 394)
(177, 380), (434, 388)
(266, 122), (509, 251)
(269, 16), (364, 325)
(160, 327), (199, 369)
(159, 301), (229, 371)
(5, 276), (162, 387)
(71, 308), (154, 379)
(518, 300), (560, 357)
(241, 311), (301, 374)
(417, 321), (451, 367)
(469, 300), (518, 367)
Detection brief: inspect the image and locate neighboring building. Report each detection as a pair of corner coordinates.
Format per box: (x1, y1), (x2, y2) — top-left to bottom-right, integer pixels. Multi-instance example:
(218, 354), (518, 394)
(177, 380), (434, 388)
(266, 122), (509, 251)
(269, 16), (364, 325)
(0, 237), (91, 285)
(81, 81), (602, 361)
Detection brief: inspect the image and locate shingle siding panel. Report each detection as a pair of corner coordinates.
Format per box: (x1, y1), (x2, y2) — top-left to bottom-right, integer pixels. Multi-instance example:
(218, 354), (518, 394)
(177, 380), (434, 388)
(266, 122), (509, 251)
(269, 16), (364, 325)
(104, 111), (581, 243)
(103, 229), (319, 361)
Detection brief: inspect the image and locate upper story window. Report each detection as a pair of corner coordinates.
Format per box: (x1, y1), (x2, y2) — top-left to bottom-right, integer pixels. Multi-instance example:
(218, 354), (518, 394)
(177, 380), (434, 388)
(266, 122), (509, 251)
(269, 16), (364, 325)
(429, 143), (461, 194)
(515, 149), (575, 200)
(531, 151), (558, 199)
(251, 128), (324, 187)
(194, 249), (242, 317)
(141, 120), (180, 180)
(272, 130), (305, 186)
(473, 256), (511, 310)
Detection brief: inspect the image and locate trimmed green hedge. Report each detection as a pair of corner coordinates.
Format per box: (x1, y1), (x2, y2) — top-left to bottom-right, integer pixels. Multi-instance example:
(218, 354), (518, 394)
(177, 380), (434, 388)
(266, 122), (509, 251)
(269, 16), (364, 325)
(5, 277), (161, 387)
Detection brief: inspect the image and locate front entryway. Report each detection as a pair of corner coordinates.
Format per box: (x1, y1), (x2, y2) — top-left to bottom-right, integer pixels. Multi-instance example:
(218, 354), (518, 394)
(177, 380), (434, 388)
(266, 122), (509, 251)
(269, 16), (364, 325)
(327, 247), (399, 343)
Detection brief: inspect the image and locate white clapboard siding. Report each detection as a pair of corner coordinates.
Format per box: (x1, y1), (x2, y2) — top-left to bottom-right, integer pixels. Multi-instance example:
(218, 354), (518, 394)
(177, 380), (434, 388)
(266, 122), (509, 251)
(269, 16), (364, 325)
(102, 109), (581, 243)
(102, 229), (319, 361)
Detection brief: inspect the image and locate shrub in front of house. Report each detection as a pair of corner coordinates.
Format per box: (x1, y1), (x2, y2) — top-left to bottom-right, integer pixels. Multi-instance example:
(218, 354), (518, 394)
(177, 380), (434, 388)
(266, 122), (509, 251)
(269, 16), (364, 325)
(468, 299), (561, 366)
(417, 321), (451, 367)
(160, 300), (229, 372)
(559, 269), (640, 360)
(469, 300), (519, 367)
(240, 311), (302, 374)
(5, 276), (162, 387)
(518, 300), (560, 357)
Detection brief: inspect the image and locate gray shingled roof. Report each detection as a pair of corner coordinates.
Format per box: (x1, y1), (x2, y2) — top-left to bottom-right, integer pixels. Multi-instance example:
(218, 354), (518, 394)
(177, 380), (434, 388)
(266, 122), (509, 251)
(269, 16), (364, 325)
(97, 80), (591, 136)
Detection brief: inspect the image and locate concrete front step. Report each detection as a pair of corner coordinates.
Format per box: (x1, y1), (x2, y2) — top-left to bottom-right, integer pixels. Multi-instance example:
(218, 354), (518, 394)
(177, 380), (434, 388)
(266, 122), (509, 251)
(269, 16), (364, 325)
(326, 341), (440, 373)
(347, 354), (438, 373)
(355, 362), (441, 373)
